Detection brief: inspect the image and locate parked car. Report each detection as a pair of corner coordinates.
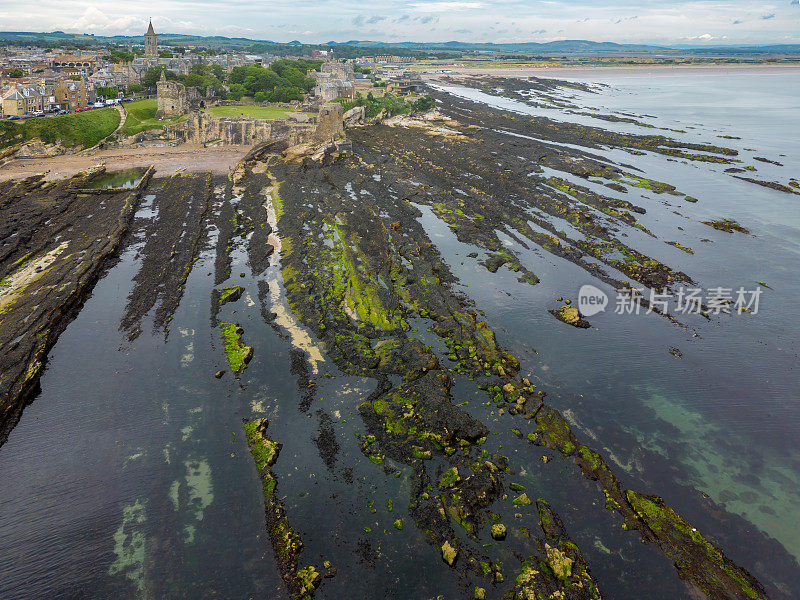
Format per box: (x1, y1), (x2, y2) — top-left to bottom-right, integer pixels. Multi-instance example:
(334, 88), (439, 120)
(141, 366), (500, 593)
(93, 102), (105, 109)
(6, 115), (20, 120)
(32, 110), (45, 117)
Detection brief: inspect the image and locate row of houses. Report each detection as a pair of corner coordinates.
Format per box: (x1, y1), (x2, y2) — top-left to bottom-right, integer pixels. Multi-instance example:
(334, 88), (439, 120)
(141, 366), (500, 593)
(1, 78), (92, 116)
(2, 37), (270, 95)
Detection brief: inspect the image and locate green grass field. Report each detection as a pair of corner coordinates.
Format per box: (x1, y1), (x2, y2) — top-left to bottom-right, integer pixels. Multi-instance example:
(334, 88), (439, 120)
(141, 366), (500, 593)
(0, 108), (120, 150)
(121, 99), (186, 136)
(203, 105), (294, 120)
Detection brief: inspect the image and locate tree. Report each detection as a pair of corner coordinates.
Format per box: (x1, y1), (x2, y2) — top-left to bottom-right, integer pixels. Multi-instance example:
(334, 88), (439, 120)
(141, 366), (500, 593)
(254, 91), (266, 103)
(228, 84), (246, 101)
(9, 68), (23, 78)
(127, 84), (145, 94)
(143, 66), (175, 89)
(412, 96), (435, 112)
(97, 86), (119, 99)
(104, 50), (134, 64)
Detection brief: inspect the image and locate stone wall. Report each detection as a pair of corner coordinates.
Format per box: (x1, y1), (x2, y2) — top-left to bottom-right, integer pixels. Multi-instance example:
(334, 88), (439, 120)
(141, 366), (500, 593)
(157, 103), (343, 147)
(162, 112), (314, 146)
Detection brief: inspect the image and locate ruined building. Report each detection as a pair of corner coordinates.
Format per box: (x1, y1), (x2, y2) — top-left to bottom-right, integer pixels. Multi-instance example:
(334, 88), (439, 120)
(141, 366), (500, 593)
(156, 70), (197, 118)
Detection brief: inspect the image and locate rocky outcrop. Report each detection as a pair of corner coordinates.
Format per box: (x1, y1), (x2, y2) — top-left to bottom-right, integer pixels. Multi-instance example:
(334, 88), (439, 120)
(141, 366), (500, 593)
(313, 103), (345, 143)
(14, 141), (67, 158)
(343, 106), (365, 127)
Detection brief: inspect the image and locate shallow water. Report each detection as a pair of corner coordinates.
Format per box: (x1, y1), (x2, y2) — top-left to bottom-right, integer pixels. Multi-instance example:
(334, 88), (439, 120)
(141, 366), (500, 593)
(1, 69), (799, 598)
(83, 168), (148, 189)
(430, 71), (800, 569)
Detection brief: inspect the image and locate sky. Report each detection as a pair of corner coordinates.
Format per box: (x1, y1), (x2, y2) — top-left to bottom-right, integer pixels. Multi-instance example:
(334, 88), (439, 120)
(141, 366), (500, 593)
(1, 1), (799, 45)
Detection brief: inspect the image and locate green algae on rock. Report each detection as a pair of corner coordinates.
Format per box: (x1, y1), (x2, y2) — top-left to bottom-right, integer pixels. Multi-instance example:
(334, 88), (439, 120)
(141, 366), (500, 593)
(219, 285), (244, 305)
(441, 540), (459, 566)
(490, 523), (507, 540)
(245, 418), (322, 599)
(504, 499), (603, 599)
(626, 490), (769, 600)
(219, 322), (253, 373)
(702, 219), (750, 234)
(666, 241), (695, 254)
(549, 304), (591, 329)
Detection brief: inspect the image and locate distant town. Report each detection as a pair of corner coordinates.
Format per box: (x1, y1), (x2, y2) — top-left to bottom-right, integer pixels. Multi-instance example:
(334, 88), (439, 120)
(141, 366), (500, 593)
(0, 22), (438, 119)
(5, 21), (800, 119)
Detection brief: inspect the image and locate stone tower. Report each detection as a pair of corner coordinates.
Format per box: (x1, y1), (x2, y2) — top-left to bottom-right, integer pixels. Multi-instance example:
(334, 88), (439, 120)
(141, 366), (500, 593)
(156, 70), (190, 118)
(144, 20), (157, 59)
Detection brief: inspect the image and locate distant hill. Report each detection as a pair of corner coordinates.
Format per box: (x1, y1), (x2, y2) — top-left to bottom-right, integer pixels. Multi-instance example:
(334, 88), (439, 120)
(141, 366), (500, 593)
(0, 31), (798, 56)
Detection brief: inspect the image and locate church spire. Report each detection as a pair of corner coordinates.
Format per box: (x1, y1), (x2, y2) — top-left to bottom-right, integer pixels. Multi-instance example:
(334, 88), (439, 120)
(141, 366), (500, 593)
(146, 20), (155, 36)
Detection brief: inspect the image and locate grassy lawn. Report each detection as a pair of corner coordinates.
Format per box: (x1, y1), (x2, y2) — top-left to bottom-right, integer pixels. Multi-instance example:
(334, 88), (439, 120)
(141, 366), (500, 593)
(122, 99), (186, 136)
(203, 105), (294, 120)
(0, 107), (120, 150)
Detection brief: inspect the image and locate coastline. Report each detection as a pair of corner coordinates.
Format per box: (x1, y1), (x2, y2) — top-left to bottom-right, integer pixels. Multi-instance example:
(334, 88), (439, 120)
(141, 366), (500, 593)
(432, 63), (800, 79)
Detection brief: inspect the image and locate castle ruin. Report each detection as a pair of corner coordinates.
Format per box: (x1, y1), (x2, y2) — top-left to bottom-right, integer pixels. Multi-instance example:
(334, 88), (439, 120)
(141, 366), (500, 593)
(156, 70), (199, 118)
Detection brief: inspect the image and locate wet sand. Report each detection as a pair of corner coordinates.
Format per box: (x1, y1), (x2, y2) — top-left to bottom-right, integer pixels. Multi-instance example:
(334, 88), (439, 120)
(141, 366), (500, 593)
(0, 144), (252, 182)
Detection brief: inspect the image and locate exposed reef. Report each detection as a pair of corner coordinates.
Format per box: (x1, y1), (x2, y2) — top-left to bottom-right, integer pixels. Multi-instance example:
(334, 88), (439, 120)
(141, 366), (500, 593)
(0, 166), (153, 446)
(247, 89), (783, 598)
(245, 418), (321, 599)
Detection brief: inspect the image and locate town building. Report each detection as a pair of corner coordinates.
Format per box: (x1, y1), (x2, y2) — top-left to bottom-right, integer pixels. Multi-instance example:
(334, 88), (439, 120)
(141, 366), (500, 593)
(386, 80), (423, 95)
(52, 54), (98, 75)
(145, 21), (158, 60)
(313, 62), (355, 100)
(1, 82), (57, 116)
(53, 77), (89, 111)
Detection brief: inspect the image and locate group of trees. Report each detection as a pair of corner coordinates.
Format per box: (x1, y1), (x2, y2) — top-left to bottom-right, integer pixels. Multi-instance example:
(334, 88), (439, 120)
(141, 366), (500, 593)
(135, 59), (320, 103)
(226, 59), (321, 102)
(139, 63), (224, 95)
(96, 86), (119, 99)
(103, 50), (140, 63)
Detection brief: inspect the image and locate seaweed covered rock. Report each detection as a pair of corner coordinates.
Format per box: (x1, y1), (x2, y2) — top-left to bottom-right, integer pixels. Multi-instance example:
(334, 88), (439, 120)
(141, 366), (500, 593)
(505, 499), (602, 600)
(441, 540), (459, 566)
(220, 322), (253, 373)
(359, 370), (488, 463)
(549, 304), (591, 328)
(219, 285), (244, 305)
(702, 219), (749, 234)
(245, 418), (322, 599)
(626, 490), (769, 600)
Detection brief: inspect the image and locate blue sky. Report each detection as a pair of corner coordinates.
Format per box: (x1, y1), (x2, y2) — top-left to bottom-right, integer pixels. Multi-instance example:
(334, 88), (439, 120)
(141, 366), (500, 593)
(2, 1), (799, 44)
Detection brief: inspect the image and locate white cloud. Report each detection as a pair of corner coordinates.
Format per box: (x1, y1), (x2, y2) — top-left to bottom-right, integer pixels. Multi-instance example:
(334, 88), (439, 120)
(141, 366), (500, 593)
(408, 2), (484, 13)
(0, 0), (797, 45)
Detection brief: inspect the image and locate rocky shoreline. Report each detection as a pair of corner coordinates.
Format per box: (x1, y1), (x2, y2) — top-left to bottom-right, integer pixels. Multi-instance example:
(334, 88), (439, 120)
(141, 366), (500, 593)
(1, 76), (798, 599)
